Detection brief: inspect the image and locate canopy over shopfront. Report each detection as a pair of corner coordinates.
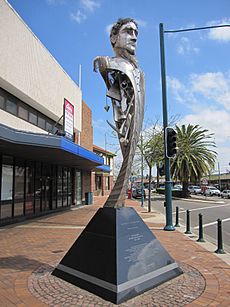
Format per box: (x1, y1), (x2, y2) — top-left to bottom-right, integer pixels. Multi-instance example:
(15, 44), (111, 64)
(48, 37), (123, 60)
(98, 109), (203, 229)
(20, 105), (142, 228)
(0, 123), (104, 170)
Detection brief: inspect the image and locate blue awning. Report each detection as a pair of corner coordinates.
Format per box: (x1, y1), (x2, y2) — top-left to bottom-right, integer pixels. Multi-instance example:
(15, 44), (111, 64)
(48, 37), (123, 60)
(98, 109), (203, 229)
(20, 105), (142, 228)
(96, 165), (111, 173)
(0, 123), (104, 170)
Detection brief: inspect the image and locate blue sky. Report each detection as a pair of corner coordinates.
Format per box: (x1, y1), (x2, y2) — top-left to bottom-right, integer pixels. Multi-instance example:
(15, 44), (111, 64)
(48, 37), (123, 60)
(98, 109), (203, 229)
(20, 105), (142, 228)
(7, 0), (230, 173)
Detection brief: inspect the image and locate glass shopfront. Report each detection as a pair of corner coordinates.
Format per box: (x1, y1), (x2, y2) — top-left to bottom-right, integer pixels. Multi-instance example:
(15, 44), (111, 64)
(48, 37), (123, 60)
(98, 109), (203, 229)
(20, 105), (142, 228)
(14, 160), (25, 217)
(1, 156), (13, 219)
(0, 155), (82, 225)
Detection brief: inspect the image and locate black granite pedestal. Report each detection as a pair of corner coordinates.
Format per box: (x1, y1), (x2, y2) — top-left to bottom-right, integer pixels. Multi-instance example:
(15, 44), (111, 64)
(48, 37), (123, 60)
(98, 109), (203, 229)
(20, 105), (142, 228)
(52, 207), (182, 304)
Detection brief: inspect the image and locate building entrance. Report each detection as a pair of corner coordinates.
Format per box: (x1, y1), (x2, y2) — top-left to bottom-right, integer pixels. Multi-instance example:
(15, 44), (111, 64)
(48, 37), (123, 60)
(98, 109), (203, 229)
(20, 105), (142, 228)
(0, 155), (83, 226)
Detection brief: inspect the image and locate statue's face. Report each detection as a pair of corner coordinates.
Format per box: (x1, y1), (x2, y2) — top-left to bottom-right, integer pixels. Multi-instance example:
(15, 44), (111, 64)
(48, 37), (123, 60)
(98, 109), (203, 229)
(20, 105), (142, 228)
(114, 22), (138, 55)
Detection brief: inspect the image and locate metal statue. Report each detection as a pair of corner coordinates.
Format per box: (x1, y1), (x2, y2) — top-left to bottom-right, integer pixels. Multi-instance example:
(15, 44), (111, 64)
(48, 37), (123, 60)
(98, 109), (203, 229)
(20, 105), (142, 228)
(94, 18), (145, 208)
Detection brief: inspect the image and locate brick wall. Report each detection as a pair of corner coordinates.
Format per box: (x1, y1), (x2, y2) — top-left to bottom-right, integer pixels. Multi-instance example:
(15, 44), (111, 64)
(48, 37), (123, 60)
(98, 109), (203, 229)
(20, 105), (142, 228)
(80, 101), (93, 151)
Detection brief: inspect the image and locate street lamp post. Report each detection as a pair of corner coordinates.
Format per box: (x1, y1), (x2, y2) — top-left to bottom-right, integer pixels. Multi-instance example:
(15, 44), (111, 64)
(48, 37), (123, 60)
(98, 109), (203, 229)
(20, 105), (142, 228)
(159, 22), (230, 231)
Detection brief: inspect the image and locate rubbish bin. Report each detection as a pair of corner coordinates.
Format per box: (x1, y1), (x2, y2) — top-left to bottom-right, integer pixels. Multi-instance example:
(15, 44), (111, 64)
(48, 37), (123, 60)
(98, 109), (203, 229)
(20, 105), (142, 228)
(85, 192), (93, 205)
(89, 192), (93, 204)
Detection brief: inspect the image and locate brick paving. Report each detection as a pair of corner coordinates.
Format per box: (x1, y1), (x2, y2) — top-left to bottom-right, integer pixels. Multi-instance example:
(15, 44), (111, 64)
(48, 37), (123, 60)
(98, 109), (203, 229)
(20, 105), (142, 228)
(28, 262), (205, 306)
(0, 196), (229, 306)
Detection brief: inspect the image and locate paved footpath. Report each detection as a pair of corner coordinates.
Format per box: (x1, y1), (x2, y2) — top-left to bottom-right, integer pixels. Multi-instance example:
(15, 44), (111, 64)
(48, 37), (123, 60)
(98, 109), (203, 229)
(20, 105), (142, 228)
(0, 196), (229, 306)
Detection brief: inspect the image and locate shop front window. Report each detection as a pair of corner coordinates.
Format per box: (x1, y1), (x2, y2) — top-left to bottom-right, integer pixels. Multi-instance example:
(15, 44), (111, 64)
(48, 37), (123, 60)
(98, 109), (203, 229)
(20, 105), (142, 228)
(57, 166), (62, 208)
(25, 163), (34, 215)
(75, 170), (82, 206)
(41, 164), (52, 211)
(63, 168), (68, 207)
(52, 166), (57, 209)
(68, 169), (72, 206)
(1, 156), (13, 219)
(14, 163), (25, 217)
(34, 163), (41, 213)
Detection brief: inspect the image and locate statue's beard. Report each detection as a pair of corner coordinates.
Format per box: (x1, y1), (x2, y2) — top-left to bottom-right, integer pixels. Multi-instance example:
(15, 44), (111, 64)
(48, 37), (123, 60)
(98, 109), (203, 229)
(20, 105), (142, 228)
(113, 47), (138, 68)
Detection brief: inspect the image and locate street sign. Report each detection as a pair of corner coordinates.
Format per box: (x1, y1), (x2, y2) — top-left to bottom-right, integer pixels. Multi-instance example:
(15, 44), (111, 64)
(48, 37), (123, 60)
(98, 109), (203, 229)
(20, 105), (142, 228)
(201, 178), (208, 185)
(63, 98), (74, 140)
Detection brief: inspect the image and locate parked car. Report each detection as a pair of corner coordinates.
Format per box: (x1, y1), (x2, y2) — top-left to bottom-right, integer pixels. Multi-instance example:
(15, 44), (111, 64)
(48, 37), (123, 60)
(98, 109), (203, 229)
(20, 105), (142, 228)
(132, 188), (146, 199)
(204, 186), (221, 196)
(173, 185), (182, 191)
(188, 186), (202, 194)
(220, 190), (230, 199)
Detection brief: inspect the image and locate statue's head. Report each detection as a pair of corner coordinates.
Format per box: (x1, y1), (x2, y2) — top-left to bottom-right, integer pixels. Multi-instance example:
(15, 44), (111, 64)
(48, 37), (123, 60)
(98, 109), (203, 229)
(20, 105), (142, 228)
(110, 18), (138, 56)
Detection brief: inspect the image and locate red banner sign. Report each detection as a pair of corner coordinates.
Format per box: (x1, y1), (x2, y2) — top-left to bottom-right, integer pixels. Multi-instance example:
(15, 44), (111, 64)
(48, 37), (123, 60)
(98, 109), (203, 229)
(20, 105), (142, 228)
(63, 98), (74, 140)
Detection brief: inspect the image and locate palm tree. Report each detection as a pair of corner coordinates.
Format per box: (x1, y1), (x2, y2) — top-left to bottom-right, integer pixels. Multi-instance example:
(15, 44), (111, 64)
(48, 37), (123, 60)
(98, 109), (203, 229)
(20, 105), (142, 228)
(171, 124), (216, 197)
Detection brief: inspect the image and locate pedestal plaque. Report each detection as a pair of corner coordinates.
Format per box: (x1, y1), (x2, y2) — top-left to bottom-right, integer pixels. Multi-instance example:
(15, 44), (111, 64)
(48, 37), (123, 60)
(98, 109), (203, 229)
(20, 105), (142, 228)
(52, 207), (182, 304)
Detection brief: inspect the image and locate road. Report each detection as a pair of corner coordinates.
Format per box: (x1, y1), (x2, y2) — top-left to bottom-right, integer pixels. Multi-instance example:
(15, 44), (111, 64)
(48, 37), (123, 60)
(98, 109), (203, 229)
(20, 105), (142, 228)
(144, 194), (230, 253)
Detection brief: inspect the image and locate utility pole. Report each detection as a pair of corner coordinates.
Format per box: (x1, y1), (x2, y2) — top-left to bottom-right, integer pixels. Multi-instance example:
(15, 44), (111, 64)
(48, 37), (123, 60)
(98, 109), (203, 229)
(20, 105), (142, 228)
(159, 23), (174, 231)
(159, 22), (230, 231)
(141, 134), (144, 207)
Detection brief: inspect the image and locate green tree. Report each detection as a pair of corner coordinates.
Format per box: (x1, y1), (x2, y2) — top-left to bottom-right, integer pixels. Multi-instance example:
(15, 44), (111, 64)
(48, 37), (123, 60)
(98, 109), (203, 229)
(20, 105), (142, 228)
(137, 125), (164, 211)
(171, 124), (216, 197)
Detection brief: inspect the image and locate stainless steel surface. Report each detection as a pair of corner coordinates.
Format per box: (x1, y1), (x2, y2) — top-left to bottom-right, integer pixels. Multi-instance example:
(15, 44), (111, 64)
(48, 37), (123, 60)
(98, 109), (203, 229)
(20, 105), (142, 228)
(94, 18), (145, 208)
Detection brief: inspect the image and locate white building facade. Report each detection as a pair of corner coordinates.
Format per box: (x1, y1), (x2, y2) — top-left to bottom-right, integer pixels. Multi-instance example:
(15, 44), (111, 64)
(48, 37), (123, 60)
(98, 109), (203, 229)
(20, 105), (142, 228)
(0, 0), (104, 225)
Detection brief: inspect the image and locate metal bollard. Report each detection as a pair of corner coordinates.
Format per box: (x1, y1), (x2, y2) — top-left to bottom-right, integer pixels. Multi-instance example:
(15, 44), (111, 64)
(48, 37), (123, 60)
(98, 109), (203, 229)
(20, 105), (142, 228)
(174, 206), (180, 227)
(215, 219), (225, 254)
(197, 213), (205, 242)
(184, 210), (192, 234)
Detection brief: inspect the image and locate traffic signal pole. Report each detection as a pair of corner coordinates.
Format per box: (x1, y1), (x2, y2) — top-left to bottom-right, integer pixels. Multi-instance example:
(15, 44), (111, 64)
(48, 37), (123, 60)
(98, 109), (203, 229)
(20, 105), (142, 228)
(141, 134), (145, 207)
(158, 22), (230, 231)
(159, 23), (175, 231)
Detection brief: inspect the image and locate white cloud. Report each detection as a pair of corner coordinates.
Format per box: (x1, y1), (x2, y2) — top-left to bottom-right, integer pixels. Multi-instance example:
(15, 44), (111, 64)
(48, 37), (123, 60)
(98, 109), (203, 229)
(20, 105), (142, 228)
(169, 70), (230, 173)
(167, 76), (199, 108)
(216, 146), (230, 173)
(215, 146), (230, 173)
(169, 71), (230, 167)
(71, 0), (100, 24)
(180, 108), (230, 143)
(180, 110), (230, 173)
(208, 19), (230, 42)
(176, 36), (200, 55)
(168, 71), (230, 111)
(80, 0), (100, 12)
(70, 10), (87, 24)
(190, 72), (230, 110)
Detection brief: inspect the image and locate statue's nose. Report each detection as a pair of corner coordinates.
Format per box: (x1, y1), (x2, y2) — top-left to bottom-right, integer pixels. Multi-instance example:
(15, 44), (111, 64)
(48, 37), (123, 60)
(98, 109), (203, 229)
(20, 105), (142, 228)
(132, 33), (137, 40)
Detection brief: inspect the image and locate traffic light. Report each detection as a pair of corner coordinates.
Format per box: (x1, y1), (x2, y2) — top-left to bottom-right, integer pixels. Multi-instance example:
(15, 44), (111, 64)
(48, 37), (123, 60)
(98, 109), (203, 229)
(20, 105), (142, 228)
(158, 163), (165, 176)
(165, 127), (177, 158)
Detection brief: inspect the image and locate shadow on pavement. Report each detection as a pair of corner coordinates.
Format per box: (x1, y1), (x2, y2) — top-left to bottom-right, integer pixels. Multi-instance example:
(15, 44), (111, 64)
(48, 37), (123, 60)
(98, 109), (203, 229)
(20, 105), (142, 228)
(0, 255), (45, 271)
